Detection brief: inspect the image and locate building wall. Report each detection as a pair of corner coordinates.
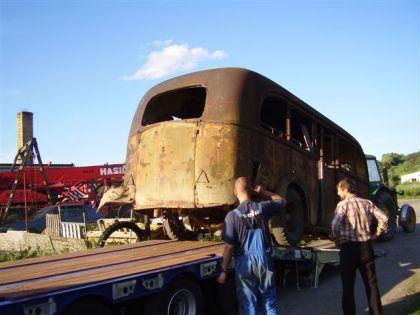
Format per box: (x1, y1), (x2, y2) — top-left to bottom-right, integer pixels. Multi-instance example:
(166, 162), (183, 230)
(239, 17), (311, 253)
(401, 171), (420, 184)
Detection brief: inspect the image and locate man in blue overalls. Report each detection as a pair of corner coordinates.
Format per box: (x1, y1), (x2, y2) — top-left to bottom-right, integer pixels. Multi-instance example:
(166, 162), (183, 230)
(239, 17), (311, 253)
(217, 177), (286, 315)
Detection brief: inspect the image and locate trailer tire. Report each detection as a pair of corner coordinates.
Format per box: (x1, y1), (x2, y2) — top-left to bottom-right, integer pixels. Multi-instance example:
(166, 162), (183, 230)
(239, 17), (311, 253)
(62, 298), (113, 315)
(398, 204), (416, 233)
(144, 275), (204, 315)
(373, 191), (397, 241)
(270, 189), (305, 246)
(97, 221), (145, 247)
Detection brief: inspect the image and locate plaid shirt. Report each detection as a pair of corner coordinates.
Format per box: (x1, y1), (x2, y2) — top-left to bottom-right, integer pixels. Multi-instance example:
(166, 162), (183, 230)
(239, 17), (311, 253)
(331, 194), (389, 245)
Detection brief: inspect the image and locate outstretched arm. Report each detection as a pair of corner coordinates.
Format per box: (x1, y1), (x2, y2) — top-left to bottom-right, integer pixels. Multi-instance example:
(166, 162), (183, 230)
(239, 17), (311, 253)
(254, 185), (286, 204)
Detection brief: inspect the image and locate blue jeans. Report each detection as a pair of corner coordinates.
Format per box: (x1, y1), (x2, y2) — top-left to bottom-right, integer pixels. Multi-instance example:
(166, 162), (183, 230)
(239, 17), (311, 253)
(235, 253), (278, 315)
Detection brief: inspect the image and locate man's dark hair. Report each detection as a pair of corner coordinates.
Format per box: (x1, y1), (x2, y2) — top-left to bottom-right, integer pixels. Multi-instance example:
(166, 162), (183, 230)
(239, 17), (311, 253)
(337, 177), (356, 194)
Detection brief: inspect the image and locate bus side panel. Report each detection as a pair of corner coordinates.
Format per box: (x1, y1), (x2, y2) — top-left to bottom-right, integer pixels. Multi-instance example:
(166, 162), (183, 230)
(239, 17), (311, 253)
(249, 131), (319, 227)
(288, 148), (319, 225)
(322, 167), (338, 226)
(252, 134), (291, 194)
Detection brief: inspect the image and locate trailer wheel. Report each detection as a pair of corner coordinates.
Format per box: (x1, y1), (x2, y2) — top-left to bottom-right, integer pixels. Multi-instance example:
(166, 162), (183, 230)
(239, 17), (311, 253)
(97, 221), (145, 247)
(62, 298), (113, 315)
(373, 191), (397, 241)
(270, 189), (305, 246)
(144, 275), (204, 315)
(398, 204), (416, 233)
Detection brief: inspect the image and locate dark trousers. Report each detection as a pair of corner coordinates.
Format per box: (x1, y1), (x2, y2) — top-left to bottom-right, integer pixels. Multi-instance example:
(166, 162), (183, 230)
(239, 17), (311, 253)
(340, 241), (383, 315)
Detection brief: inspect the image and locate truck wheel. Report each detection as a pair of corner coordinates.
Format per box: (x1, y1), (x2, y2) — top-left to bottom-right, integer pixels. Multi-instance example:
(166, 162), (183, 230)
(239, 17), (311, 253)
(62, 298), (113, 315)
(398, 204), (416, 233)
(162, 211), (195, 241)
(162, 210), (185, 240)
(374, 191), (397, 241)
(144, 275), (204, 315)
(270, 189), (305, 246)
(97, 221), (145, 247)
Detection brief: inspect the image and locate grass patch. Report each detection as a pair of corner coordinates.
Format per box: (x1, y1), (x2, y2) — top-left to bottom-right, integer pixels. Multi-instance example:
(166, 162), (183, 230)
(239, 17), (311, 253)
(0, 247), (54, 262)
(396, 183), (420, 199)
(198, 232), (222, 242)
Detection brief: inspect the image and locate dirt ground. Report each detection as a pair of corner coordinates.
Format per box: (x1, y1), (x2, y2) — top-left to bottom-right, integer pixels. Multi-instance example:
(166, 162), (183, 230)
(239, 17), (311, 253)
(277, 199), (420, 315)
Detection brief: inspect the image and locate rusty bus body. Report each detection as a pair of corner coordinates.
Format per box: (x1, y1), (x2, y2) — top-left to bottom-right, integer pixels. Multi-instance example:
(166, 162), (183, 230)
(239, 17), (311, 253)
(124, 68), (369, 244)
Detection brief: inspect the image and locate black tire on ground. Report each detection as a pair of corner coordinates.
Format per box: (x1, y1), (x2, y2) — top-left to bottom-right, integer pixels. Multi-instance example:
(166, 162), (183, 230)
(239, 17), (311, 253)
(398, 204), (416, 233)
(62, 298), (113, 315)
(373, 191), (397, 241)
(144, 275), (204, 315)
(97, 221), (145, 248)
(270, 189), (305, 246)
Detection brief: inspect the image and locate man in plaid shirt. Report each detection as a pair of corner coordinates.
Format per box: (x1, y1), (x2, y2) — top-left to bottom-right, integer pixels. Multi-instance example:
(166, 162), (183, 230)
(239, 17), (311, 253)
(331, 177), (389, 315)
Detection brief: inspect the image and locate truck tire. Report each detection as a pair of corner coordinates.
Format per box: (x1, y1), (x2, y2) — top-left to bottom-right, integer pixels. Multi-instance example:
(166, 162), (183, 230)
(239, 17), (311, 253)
(144, 275), (204, 315)
(97, 221), (145, 247)
(373, 191), (397, 241)
(62, 298), (113, 315)
(162, 210), (185, 241)
(162, 211), (195, 241)
(398, 204), (416, 233)
(270, 189), (305, 246)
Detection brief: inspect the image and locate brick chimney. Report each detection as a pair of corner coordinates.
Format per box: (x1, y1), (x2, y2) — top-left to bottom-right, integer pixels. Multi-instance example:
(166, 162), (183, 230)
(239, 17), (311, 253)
(16, 111), (33, 164)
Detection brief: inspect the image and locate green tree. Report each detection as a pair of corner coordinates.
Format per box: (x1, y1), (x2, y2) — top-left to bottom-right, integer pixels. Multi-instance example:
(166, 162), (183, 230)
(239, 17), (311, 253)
(381, 153), (404, 168)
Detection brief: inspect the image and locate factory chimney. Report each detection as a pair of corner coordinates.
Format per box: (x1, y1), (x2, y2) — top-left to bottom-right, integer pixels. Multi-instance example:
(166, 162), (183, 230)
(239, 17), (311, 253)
(16, 111), (33, 164)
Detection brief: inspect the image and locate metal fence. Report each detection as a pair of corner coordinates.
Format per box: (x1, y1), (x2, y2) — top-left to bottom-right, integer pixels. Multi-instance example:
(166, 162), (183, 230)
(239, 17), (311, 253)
(45, 213), (86, 239)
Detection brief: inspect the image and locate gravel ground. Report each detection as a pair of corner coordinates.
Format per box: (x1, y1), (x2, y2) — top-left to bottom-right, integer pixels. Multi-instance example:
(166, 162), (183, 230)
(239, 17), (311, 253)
(276, 199), (420, 315)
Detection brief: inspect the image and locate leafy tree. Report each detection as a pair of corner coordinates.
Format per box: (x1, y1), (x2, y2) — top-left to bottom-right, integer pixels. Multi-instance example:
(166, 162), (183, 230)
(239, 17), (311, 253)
(381, 153), (404, 168)
(383, 151), (420, 195)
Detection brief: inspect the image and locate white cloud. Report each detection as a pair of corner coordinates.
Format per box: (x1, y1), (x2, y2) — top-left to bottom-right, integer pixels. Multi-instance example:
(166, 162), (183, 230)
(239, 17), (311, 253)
(123, 43), (227, 80)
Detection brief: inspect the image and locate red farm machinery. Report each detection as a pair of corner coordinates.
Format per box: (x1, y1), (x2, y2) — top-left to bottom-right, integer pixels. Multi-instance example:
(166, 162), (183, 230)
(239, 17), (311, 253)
(0, 138), (124, 223)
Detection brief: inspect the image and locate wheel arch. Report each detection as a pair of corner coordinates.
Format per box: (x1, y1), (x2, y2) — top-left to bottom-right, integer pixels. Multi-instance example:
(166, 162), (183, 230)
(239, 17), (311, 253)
(61, 295), (114, 315)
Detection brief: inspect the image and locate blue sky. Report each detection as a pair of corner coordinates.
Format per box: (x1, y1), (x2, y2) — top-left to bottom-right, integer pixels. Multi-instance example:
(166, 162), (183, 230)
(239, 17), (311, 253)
(1, 0), (419, 166)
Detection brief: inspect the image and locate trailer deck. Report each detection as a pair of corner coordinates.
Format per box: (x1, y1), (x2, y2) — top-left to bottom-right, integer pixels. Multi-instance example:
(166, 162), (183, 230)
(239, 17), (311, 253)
(0, 238), (344, 315)
(0, 240), (225, 314)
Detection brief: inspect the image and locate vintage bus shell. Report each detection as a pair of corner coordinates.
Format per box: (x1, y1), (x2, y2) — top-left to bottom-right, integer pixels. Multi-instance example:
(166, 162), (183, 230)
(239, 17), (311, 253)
(124, 68), (369, 243)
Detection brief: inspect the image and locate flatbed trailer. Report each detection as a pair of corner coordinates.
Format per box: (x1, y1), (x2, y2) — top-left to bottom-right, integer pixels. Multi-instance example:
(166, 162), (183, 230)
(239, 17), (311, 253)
(0, 239), (341, 315)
